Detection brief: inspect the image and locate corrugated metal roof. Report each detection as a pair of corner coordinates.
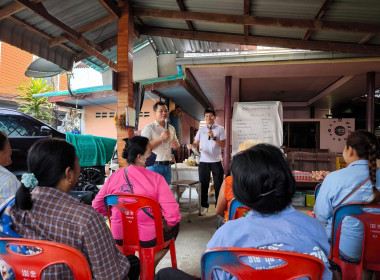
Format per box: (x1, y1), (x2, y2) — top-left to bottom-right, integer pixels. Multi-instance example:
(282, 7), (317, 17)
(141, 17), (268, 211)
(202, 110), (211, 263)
(310, 30), (367, 44)
(250, 26), (305, 40)
(141, 18), (188, 30)
(251, 0), (324, 19)
(323, 0), (380, 23)
(183, 0), (244, 15)
(0, 0), (379, 73)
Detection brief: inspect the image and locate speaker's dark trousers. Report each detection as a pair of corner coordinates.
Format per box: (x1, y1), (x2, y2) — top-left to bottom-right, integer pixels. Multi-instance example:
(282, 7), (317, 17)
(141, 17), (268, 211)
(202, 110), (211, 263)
(198, 161), (224, 208)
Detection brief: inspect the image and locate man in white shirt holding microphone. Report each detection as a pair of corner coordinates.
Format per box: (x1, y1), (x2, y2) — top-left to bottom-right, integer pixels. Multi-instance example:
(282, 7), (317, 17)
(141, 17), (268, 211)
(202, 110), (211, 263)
(141, 101), (179, 184)
(187, 108), (226, 216)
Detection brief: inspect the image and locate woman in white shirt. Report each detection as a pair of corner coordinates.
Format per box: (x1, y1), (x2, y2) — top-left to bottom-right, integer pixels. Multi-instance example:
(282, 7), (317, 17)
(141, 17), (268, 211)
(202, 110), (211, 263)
(0, 132), (20, 204)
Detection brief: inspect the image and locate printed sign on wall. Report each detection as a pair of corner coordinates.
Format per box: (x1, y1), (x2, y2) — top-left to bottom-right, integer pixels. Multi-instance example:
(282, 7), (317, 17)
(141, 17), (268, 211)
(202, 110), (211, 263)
(232, 101), (283, 155)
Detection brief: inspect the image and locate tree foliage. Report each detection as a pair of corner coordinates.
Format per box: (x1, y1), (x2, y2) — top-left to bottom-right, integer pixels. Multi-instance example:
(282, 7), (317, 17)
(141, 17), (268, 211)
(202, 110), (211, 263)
(16, 78), (54, 122)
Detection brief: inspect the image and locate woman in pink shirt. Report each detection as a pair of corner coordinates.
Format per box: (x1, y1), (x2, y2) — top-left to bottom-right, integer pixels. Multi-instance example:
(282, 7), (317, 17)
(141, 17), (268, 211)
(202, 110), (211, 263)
(92, 136), (181, 267)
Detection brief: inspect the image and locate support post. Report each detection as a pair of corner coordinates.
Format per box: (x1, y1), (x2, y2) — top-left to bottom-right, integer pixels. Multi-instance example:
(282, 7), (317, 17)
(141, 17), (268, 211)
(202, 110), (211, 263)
(224, 76), (232, 175)
(366, 72), (375, 133)
(117, 0), (134, 167)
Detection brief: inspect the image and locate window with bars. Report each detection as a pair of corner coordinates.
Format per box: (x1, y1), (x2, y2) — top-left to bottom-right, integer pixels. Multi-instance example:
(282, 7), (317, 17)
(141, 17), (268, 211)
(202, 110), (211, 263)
(139, 111), (150, 118)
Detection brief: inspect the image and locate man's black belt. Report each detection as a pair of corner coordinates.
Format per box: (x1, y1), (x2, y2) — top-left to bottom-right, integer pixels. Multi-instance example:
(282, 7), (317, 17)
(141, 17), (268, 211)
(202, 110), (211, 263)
(155, 161), (171, 165)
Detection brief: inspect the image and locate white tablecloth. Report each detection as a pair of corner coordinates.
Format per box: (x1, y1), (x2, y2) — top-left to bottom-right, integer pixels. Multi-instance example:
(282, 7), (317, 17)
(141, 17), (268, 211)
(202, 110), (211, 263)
(171, 163), (199, 200)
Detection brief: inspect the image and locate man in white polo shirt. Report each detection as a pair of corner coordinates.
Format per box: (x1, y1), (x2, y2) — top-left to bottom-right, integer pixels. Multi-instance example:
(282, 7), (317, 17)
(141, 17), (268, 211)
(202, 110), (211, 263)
(187, 108), (226, 216)
(141, 101), (179, 185)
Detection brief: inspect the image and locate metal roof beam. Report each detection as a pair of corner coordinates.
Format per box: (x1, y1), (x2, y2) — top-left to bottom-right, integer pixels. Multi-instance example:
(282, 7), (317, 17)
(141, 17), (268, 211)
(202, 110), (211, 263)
(50, 14), (115, 47)
(175, 0), (194, 31)
(97, 0), (120, 19)
(141, 27), (380, 55)
(303, 0), (333, 40)
(134, 8), (380, 35)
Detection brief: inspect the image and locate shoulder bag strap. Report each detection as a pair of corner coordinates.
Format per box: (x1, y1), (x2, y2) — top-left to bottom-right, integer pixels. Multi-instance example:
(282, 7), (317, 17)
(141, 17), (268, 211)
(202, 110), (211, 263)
(124, 167), (154, 219)
(339, 176), (370, 205)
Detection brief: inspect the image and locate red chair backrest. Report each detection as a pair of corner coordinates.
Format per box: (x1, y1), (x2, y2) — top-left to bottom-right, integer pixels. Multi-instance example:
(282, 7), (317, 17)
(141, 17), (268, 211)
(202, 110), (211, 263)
(330, 203), (380, 276)
(201, 247), (324, 280)
(0, 237), (92, 280)
(104, 194), (164, 253)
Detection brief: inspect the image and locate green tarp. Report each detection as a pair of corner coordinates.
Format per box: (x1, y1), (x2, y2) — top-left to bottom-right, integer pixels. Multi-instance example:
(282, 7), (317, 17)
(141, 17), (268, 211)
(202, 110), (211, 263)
(66, 133), (116, 167)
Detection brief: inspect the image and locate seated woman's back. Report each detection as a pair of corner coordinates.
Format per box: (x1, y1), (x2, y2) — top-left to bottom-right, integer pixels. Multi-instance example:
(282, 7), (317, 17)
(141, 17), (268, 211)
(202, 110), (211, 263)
(92, 136), (180, 268)
(9, 138), (130, 280)
(314, 129), (380, 271)
(93, 164), (180, 241)
(209, 144), (332, 280)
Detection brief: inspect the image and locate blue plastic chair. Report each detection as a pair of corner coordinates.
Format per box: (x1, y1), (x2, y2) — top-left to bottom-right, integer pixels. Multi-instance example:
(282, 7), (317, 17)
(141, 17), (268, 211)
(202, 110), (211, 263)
(201, 247), (324, 280)
(330, 203), (380, 280)
(228, 198), (250, 220)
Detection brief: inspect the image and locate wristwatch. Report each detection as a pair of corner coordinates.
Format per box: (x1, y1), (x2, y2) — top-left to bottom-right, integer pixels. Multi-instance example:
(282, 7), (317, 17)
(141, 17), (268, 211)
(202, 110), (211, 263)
(213, 137), (217, 141)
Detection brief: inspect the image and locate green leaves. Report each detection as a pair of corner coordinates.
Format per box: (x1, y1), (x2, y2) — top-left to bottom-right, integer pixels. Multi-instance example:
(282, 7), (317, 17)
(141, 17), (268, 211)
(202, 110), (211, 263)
(16, 78), (54, 123)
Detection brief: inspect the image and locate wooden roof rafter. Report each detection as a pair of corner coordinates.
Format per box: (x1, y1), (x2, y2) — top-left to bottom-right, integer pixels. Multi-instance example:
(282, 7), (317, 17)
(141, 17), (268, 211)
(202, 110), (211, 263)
(134, 8), (380, 35)
(141, 27), (380, 55)
(244, 0), (250, 37)
(14, 0), (117, 71)
(175, 0), (194, 31)
(49, 14), (115, 47)
(302, 0), (333, 41)
(0, 2), (25, 19)
(97, 0), (120, 19)
(8, 15), (76, 54)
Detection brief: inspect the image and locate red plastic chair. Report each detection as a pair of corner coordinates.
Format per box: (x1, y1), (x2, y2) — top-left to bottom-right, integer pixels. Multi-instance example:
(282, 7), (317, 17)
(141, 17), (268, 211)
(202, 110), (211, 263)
(104, 194), (177, 280)
(0, 237), (92, 280)
(201, 247), (324, 280)
(329, 203), (380, 280)
(227, 198), (250, 220)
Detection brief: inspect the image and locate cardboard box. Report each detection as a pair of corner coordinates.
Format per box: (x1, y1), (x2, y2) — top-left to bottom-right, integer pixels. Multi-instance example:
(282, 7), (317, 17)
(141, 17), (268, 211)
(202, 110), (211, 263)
(292, 192), (306, 207)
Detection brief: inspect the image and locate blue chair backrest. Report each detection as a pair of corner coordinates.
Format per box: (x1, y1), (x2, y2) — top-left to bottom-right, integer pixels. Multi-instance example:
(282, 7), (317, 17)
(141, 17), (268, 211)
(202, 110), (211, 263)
(315, 183), (322, 199)
(228, 198), (249, 220)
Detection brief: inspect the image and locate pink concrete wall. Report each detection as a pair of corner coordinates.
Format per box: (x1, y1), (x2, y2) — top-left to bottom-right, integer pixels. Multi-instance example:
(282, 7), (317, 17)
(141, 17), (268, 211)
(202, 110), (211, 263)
(283, 107), (309, 119)
(84, 104), (117, 138)
(181, 112), (200, 144)
(137, 99), (158, 131)
(84, 99), (158, 138)
(215, 110), (225, 127)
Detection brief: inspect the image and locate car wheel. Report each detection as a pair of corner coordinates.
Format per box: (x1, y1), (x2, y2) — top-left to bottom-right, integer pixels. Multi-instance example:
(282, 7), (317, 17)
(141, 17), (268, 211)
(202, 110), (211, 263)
(77, 166), (105, 188)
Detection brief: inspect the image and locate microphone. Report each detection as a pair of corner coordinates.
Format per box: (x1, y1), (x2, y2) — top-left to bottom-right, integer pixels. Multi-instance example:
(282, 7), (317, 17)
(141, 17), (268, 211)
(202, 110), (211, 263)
(208, 124), (212, 140)
(165, 119), (168, 130)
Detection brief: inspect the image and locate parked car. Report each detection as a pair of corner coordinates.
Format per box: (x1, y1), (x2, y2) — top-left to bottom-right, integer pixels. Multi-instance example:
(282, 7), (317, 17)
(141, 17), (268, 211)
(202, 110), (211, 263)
(0, 108), (106, 187)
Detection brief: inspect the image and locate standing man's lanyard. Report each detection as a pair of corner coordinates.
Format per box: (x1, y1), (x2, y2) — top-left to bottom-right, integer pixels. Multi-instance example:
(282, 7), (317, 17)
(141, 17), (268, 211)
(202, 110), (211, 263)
(124, 167), (154, 219)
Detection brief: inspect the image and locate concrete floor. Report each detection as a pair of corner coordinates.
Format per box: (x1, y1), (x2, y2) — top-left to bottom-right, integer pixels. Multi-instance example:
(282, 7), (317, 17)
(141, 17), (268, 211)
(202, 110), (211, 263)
(156, 205), (218, 277)
(156, 204), (312, 277)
